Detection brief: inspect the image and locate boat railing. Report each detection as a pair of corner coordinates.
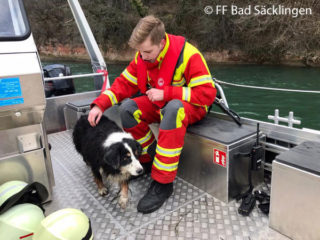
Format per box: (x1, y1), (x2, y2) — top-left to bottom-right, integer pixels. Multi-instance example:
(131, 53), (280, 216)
(43, 72), (104, 82)
(215, 78), (320, 129)
(215, 79), (320, 94)
(268, 109), (301, 127)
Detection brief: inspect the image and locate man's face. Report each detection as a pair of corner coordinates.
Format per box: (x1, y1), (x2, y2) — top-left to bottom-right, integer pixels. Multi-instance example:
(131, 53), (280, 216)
(137, 36), (165, 63)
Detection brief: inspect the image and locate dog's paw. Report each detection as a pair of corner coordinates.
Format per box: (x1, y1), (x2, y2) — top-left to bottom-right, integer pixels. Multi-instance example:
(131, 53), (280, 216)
(98, 187), (108, 196)
(118, 196), (128, 209)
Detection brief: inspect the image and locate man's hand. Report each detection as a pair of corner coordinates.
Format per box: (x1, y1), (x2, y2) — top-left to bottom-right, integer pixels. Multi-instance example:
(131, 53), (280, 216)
(146, 88), (164, 102)
(88, 105), (103, 127)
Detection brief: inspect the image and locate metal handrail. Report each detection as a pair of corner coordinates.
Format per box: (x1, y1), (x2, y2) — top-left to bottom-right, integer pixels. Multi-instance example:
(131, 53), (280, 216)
(216, 79), (320, 94)
(43, 72), (104, 82)
(214, 81), (229, 108)
(67, 0), (109, 89)
(260, 141), (290, 153)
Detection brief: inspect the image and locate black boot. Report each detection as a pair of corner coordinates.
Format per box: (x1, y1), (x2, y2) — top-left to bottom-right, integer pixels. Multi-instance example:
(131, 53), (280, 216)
(137, 180), (173, 214)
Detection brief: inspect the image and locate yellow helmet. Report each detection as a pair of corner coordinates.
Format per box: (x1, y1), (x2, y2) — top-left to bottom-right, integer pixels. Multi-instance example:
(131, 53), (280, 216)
(33, 208), (93, 240)
(0, 203), (45, 240)
(0, 180), (27, 206)
(0, 180), (48, 214)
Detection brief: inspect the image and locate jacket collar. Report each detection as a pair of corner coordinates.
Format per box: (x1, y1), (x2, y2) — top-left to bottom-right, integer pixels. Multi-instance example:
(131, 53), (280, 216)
(156, 33), (170, 65)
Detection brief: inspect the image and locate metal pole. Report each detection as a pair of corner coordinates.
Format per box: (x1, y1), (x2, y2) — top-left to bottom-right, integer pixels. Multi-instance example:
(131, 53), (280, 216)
(44, 72), (104, 81)
(67, 0), (110, 89)
(214, 81), (229, 108)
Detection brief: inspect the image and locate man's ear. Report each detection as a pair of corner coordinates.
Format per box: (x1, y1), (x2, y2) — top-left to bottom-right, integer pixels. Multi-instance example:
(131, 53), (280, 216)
(104, 144), (121, 169)
(160, 38), (166, 49)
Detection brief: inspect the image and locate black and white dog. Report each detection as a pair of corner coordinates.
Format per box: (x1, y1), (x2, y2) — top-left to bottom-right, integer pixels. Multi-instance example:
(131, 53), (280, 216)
(73, 115), (143, 208)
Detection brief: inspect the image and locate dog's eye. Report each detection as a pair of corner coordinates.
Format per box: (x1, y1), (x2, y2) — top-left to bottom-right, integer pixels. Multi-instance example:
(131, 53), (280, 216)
(122, 157), (131, 165)
(126, 153), (131, 157)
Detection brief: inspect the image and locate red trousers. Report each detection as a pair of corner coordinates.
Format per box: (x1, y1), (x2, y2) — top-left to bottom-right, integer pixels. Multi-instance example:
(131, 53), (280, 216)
(121, 96), (207, 183)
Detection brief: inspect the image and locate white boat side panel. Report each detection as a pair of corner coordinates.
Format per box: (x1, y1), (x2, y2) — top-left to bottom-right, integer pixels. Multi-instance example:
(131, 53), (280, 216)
(0, 52), (41, 77)
(0, 35), (37, 54)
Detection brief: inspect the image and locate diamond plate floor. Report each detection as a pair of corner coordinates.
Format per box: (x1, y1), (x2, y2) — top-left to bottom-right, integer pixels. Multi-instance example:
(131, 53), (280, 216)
(46, 131), (289, 240)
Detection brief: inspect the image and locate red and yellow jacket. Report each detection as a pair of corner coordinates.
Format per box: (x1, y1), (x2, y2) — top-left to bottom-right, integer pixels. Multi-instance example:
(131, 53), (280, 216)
(92, 33), (216, 111)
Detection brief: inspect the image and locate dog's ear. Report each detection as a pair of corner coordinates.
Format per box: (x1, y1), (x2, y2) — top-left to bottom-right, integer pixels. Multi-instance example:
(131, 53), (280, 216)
(104, 143), (121, 169)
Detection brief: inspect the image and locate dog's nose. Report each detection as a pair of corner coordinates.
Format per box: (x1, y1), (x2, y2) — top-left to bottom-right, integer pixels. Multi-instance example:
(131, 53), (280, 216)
(137, 168), (144, 175)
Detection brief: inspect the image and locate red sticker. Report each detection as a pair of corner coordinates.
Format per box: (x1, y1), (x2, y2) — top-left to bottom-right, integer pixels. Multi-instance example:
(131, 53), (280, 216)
(20, 233), (34, 239)
(213, 149), (227, 167)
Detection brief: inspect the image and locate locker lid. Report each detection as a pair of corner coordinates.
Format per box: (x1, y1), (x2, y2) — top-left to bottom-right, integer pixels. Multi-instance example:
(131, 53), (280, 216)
(65, 98), (95, 111)
(275, 141), (320, 176)
(187, 116), (257, 144)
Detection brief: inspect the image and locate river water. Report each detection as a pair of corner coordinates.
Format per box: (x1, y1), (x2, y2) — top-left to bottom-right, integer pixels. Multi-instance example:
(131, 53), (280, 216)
(43, 61), (320, 130)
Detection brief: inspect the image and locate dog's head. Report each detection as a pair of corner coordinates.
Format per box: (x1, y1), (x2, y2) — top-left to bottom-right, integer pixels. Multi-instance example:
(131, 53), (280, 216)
(103, 138), (143, 176)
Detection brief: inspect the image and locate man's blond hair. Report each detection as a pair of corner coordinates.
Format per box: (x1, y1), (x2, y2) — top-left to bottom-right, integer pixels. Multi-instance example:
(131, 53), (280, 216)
(129, 15), (165, 48)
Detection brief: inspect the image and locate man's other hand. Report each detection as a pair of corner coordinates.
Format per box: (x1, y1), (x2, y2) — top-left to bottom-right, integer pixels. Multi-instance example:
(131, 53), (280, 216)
(88, 105), (103, 127)
(146, 88), (164, 102)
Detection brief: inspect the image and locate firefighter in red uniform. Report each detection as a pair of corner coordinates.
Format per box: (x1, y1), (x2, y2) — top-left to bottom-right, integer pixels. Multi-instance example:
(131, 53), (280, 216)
(88, 15), (216, 214)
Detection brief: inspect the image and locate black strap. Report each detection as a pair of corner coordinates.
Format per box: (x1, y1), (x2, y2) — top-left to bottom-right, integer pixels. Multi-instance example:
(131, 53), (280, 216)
(254, 190), (270, 215)
(0, 182), (48, 215)
(82, 219), (93, 240)
(258, 202), (270, 215)
(214, 98), (242, 126)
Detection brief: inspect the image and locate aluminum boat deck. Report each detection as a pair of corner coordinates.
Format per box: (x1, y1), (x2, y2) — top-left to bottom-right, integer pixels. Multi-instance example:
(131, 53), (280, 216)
(44, 131), (289, 240)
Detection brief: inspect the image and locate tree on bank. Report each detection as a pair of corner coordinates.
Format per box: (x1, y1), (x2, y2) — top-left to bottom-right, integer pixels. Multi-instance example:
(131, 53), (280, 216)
(24, 0), (320, 65)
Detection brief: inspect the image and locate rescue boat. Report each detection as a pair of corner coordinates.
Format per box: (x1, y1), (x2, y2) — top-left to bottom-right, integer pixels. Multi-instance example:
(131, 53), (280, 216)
(0, 0), (319, 239)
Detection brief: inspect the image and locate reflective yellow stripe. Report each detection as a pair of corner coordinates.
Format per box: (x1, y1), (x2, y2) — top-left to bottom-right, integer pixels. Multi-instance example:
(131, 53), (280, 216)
(160, 110), (163, 121)
(185, 42), (211, 75)
(137, 130), (152, 145)
(142, 139), (155, 155)
(172, 42), (213, 89)
(133, 109), (142, 124)
(176, 107), (185, 128)
(190, 102), (209, 111)
(134, 51), (139, 64)
(198, 52), (211, 76)
(122, 69), (137, 85)
(188, 75), (213, 87)
(172, 78), (186, 87)
(190, 103), (209, 112)
(153, 157), (179, 172)
(182, 87), (191, 102)
(103, 90), (118, 105)
(156, 145), (182, 157)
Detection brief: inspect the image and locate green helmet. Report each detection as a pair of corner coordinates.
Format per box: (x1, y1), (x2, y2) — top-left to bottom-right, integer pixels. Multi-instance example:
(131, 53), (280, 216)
(33, 208), (93, 240)
(0, 180), (48, 214)
(0, 203), (45, 240)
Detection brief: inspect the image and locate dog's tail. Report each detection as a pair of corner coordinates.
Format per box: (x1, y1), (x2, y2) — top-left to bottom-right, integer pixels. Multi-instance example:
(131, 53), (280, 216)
(72, 115), (91, 154)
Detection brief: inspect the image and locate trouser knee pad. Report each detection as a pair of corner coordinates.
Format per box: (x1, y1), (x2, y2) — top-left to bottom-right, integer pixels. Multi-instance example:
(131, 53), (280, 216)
(160, 100), (185, 130)
(120, 99), (140, 128)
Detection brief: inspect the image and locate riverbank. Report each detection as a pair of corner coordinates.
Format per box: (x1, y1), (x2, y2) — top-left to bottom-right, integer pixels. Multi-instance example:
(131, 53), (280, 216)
(39, 45), (320, 67)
